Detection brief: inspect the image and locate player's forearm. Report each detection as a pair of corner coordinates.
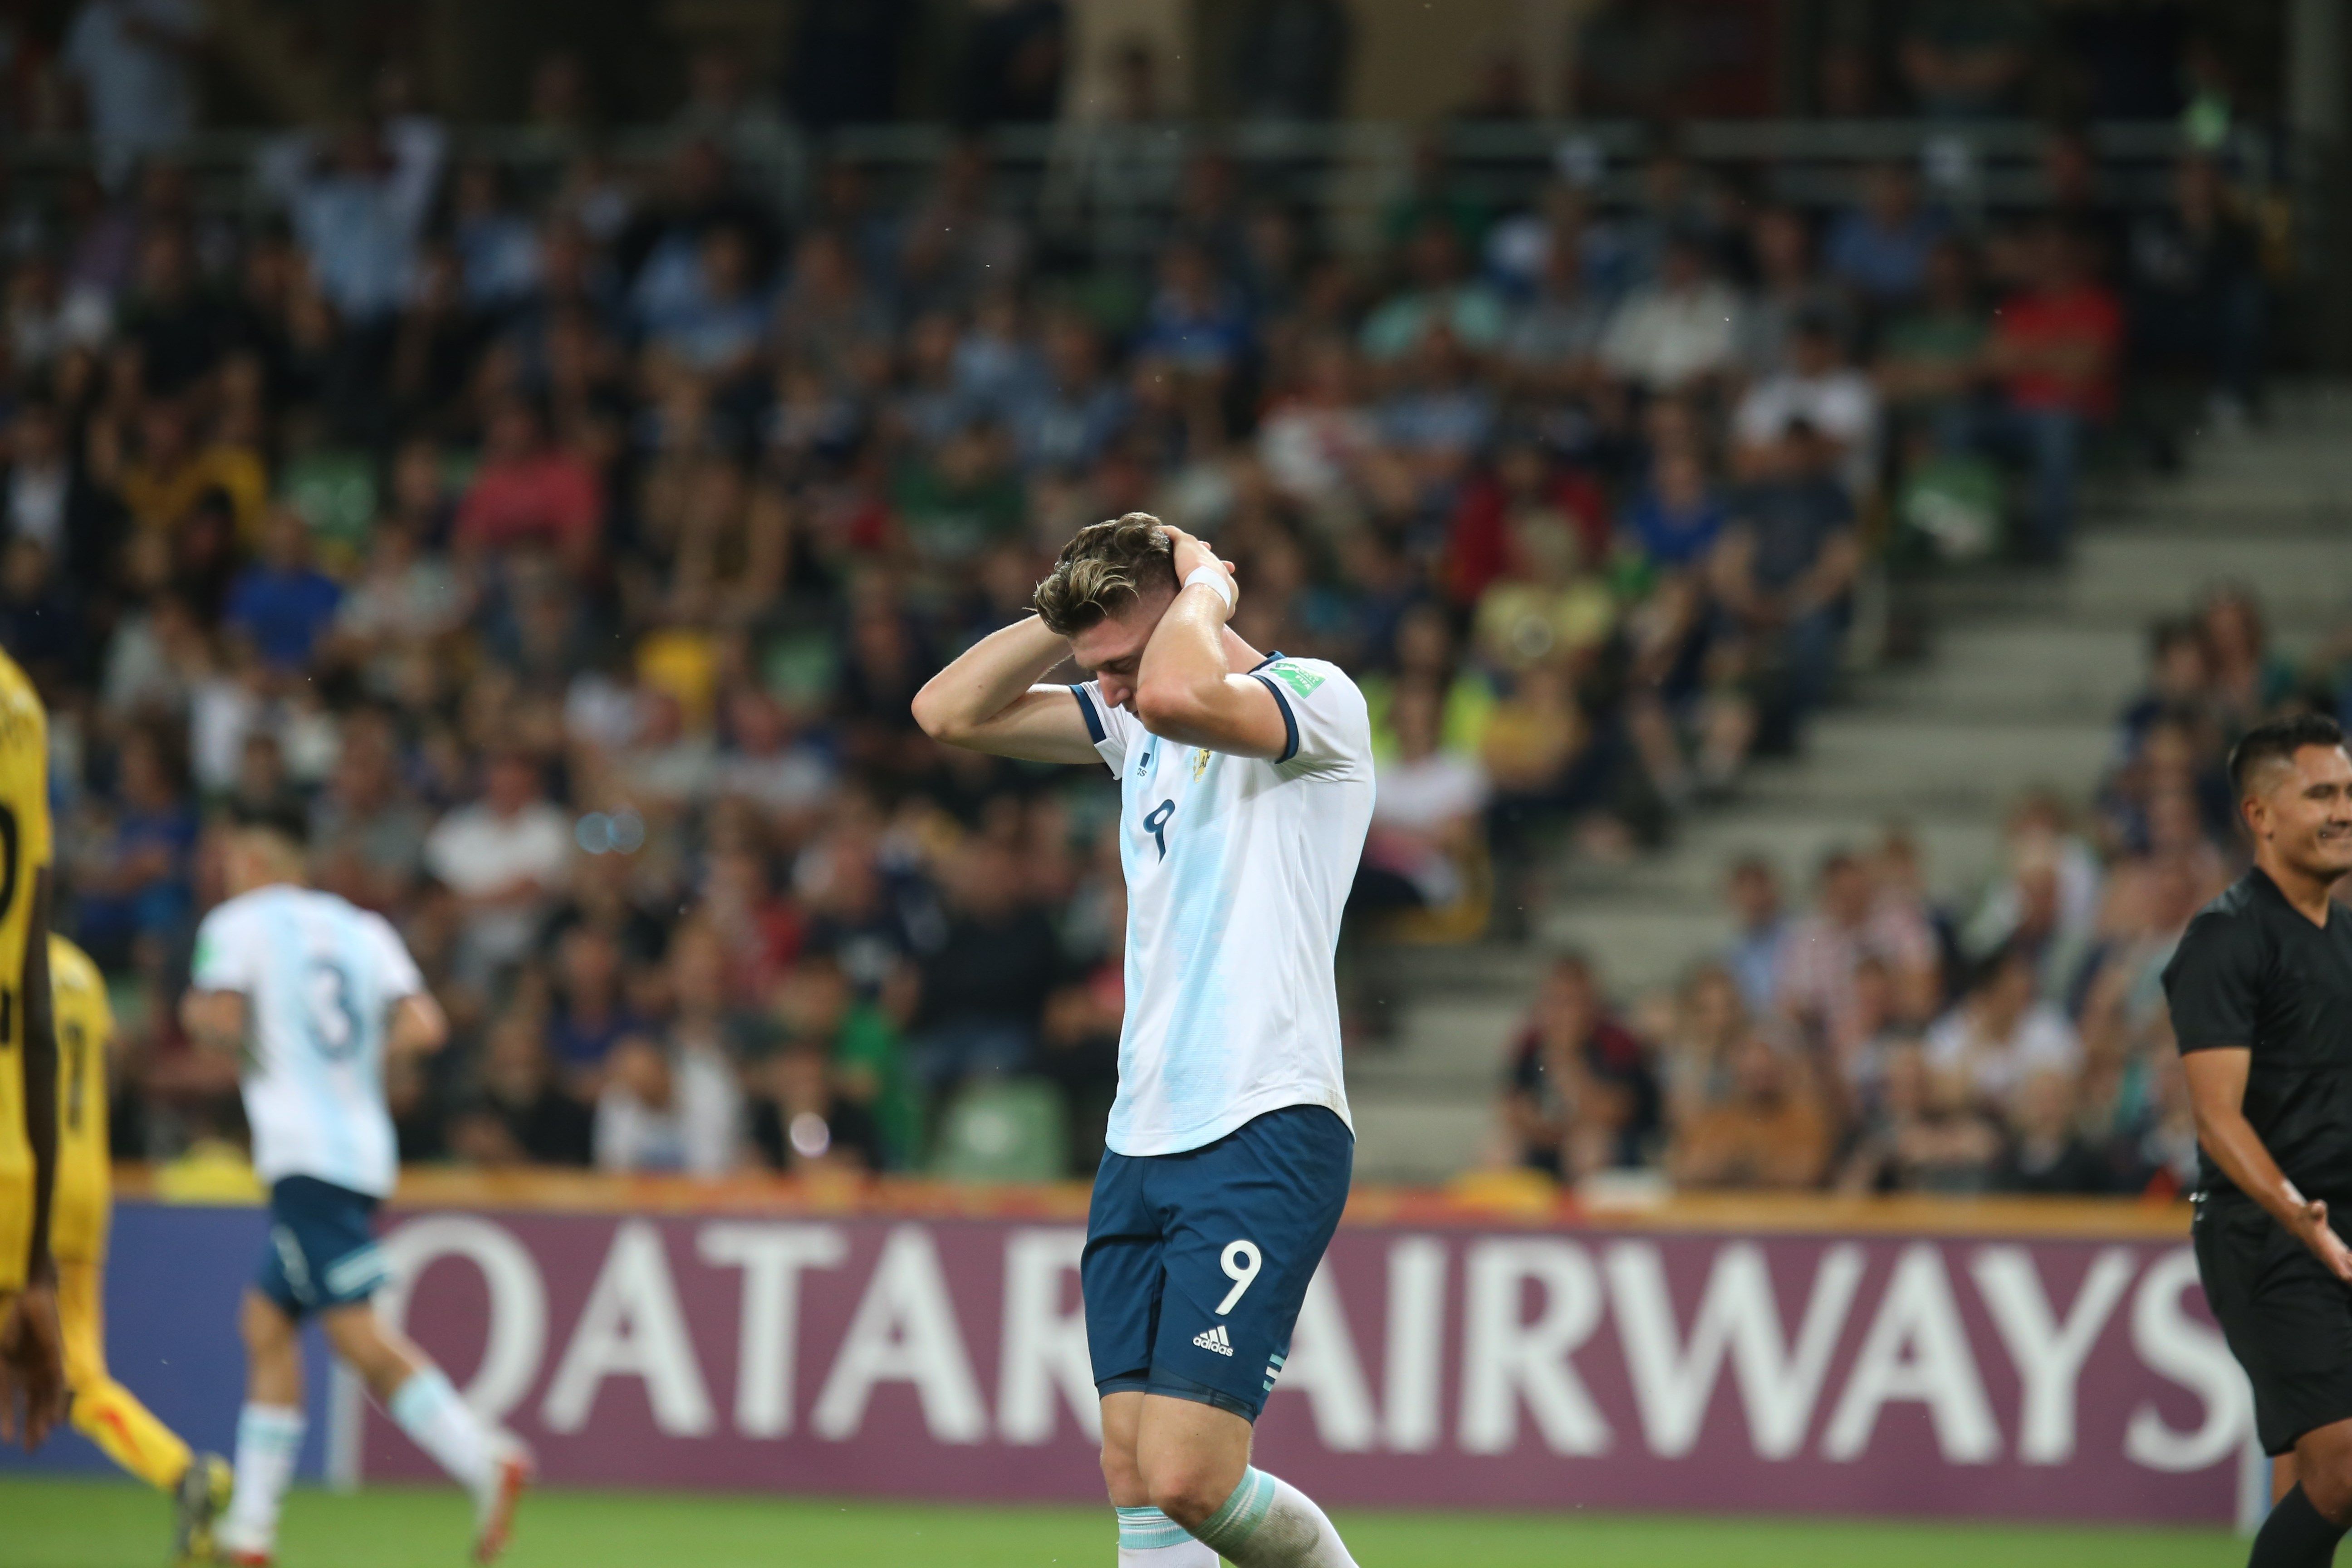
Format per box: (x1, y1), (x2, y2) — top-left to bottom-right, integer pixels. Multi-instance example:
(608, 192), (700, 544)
(911, 615), (1068, 744)
(20, 877), (56, 1284)
(1132, 585), (1234, 732)
(180, 991), (247, 1056)
(389, 993), (450, 1056)
(2195, 1105), (2313, 1230)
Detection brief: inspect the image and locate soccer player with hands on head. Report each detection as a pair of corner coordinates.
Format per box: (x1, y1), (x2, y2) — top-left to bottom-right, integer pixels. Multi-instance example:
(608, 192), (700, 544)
(916, 514), (1374, 1568)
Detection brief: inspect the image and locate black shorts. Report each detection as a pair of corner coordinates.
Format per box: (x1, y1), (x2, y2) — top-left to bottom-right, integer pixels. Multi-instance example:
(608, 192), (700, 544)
(2194, 1193), (2352, 1455)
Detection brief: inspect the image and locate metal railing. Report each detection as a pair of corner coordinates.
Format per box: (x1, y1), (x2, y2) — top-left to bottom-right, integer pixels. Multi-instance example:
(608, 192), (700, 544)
(1, 116), (2257, 266)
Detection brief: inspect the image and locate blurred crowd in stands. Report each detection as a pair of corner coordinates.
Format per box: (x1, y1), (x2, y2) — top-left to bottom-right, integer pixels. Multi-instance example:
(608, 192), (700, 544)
(0, 10), (2285, 1186)
(1495, 582), (2352, 1197)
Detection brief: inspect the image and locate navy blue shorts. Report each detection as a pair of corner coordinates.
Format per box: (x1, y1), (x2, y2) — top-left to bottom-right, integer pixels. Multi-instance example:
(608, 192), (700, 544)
(255, 1176), (390, 1319)
(1082, 1104), (1353, 1422)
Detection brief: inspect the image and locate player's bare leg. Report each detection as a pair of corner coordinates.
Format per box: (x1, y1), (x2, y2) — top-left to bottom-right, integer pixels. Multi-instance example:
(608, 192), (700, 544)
(318, 1303), (530, 1564)
(2251, 1416), (2352, 1567)
(216, 1291), (308, 1566)
(1103, 1391), (1360, 1568)
(1100, 1391), (1214, 1566)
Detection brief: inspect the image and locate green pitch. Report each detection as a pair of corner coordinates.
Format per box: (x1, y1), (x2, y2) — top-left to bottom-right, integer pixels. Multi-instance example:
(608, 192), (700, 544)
(0, 1475), (2237, 1568)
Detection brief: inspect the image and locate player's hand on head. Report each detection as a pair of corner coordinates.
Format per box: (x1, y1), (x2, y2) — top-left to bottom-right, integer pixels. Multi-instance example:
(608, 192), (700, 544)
(1160, 525), (1235, 595)
(0, 1283), (67, 1450)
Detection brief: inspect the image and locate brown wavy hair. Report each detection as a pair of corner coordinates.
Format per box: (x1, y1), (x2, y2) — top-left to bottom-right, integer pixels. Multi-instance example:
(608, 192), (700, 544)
(1032, 512), (1180, 636)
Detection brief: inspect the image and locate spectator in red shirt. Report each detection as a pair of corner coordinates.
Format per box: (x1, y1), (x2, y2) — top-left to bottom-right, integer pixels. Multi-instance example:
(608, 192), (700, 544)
(453, 397), (605, 570)
(1980, 221), (2122, 560)
(1445, 438), (1609, 608)
(1498, 951), (1662, 1177)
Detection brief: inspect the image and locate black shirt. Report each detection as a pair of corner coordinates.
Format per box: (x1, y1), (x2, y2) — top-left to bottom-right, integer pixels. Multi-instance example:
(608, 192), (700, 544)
(749, 1095), (884, 1172)
(2162, 868), (2352, 1202)
(914, 906), (1063, 1036)
(495, 1087), (595, 1168)
(1734, 472), (1855, 594)
(1505, 1016), (1662, 1175)
(1997, 1135), (2116, 1196)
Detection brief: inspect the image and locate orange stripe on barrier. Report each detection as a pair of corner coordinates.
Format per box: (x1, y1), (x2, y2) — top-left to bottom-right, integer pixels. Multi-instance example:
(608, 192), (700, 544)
(106, 1163), (2195, 1240)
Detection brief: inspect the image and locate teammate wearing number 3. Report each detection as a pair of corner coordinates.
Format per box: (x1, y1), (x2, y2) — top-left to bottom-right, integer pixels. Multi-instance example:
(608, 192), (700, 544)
(916, 514), (1373, 1568)
(180, 803), (530, 1566)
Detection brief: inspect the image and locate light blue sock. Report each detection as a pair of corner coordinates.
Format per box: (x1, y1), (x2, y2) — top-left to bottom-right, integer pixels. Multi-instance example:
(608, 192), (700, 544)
(220, 1403), (306, 1550)
(1116, 1504), (1216, 1564)
(1191, 1468), (1279, 1555)
(1190, 1468), (1357, 1568)
(387, 1367), (493, 1491)
(1117, 1507), (1196, 1550)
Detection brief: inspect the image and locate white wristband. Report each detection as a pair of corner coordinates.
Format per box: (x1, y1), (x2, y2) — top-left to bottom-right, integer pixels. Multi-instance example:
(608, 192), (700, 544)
(1184, 565), (1236, 614)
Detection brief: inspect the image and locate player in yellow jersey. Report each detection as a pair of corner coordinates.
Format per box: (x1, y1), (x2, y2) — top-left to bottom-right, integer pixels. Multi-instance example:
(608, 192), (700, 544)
(49, 931), (234, 1561)
(0, 644), (66, 1450)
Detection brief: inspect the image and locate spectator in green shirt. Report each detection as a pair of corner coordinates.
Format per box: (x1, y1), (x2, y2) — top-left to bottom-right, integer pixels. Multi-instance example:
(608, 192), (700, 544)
(1360, 220), (1508, 365)
(773, 952), (923, 1170)
(1875, 237), (1990, 441)
(890, 421), (1024, 567)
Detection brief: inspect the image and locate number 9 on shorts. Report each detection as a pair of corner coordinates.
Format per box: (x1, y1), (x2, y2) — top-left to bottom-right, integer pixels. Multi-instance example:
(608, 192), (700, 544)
(1217, 1240), (1261, 1315)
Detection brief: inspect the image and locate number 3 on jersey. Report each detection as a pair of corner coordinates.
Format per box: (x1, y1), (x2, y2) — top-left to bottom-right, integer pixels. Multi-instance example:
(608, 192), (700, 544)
(306, 960), (363, 1059)
(1143, 799), (1175, 860)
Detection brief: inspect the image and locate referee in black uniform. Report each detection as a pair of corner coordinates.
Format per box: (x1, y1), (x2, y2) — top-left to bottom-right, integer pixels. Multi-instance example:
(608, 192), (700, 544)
(2169, 713), (2352, 1567)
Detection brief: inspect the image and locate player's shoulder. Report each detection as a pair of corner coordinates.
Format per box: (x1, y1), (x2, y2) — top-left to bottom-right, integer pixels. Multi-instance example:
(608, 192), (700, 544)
(45, 932), (103, 998)
(352, 901), (411, 953)
(201, 884), (277, 925)
(0, 647), (39, 716)
(197, 882), (328, 941)
(1253, 653), (1359, 702)
(2172, 875), (2279, 963)
(2195, 872), (2278, 931)
(1253, 654), (1368, 730)
(0, 648), (45, 752)
(1249, 654), (1370, 774)
(300, 884), (393, 941)
(1073, 677), (1137, 740)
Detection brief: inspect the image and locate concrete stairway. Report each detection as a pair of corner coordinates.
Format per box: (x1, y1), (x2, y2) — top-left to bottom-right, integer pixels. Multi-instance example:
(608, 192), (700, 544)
(1348, 386), (2352, 1183)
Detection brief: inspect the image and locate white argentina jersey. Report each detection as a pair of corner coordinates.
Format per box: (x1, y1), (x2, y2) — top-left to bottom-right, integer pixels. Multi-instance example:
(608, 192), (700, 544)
(1073, 653), (1375, 1156)
(191, 885), (426, 1197)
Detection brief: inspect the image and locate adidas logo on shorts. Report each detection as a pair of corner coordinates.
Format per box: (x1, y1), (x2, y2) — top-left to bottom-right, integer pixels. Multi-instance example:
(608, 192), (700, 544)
(1192, 1324), (1235, 1357)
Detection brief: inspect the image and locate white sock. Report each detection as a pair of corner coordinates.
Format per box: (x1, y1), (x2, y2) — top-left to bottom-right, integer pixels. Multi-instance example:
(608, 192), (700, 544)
(1189, 1467), (1359, 1568)
(1117, 1505), (1219, 1566)
(220, 1402), (306, 1553)
(387, 1367), (495, 1494)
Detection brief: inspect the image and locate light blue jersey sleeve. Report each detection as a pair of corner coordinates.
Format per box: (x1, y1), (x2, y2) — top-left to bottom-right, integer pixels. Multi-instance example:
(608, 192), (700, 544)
(1071, 679), (1142, 776)
(190, 901), (263, 992)
(358, 910), (426, 1002)
(1245, 657), (1371, 774)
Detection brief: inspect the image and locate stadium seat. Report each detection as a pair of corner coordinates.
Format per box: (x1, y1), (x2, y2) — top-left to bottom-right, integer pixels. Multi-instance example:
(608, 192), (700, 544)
(931, 1078), (1071, 1182)
(1442, 1166), (1558, 1215)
